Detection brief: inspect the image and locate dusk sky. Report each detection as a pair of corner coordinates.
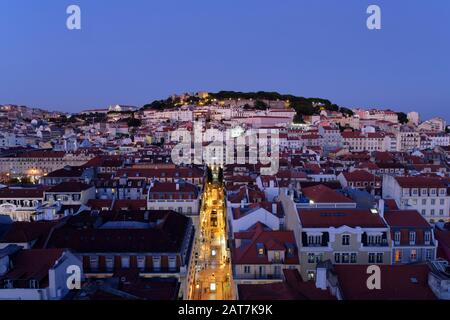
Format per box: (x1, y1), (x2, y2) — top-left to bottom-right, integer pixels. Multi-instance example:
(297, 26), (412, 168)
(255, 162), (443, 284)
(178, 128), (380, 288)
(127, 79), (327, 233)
(1, 0), (449, 120)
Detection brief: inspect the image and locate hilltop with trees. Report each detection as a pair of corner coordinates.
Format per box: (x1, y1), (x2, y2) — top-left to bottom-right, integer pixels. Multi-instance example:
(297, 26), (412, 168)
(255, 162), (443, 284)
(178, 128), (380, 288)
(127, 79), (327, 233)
(141, 91), (355, 121)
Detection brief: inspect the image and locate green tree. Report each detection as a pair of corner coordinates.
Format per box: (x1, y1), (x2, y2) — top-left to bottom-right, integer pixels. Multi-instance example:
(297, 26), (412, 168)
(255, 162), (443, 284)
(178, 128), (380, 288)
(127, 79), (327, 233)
(254, 100), (268, 110)
(397, 112), (408, 124)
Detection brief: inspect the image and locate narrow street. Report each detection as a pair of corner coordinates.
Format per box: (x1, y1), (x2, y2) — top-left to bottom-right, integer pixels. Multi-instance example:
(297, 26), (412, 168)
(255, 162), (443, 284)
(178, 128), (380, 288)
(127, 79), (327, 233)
(188, 176), (234, 300)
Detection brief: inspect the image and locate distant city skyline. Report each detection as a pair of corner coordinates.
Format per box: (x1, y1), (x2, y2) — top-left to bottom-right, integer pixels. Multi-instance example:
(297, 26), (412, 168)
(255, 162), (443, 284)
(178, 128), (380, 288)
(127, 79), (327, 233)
(1, 0), (449, 121)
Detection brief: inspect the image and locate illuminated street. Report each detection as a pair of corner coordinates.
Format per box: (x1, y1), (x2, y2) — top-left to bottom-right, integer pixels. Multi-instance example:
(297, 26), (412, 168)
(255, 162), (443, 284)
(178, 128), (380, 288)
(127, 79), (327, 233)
(188, 175), (234, 300)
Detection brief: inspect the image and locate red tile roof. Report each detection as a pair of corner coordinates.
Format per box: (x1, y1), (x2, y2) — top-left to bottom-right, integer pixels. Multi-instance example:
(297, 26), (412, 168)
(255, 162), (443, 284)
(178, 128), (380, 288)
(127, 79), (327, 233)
(112, 199), (147, 212)
(342, 170), (381, 182)
(298, 209), (386, 228)
(384, 210), (431, 228)
(238, 269), (336, 300)
(1, 249), (65, 287)
(302, 185), (354, 204)
(46, 211), (191, 253)
(334, 264), (437, 300)
(47, 182), (93, 193)
(435, 230), (450, 261)
(232, 225), (298, 265)
(395, 176), (447, 189)
(0, 187), (46, 199)
(45, 166), (84, 178)
(0, 221), (57, 247)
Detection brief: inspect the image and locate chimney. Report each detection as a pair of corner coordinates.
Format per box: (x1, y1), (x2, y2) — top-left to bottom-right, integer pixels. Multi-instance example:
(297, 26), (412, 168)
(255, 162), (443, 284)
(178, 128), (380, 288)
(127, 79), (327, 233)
(378, 199), (385, 218)
(272, 203), (277, 215)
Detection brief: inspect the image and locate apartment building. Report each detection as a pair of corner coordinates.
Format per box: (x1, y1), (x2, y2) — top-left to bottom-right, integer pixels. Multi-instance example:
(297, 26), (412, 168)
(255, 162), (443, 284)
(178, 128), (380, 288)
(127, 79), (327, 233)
(231, 223), (300, 284)
(0, 150), (93, 178)
(382, 175), (450, 223)
(384, 210), (437, 264)
(295, 208), (391, 281)
(147, 180), (200, 220)
(0, 187), (45, 221)
(0, 246), (82, 300)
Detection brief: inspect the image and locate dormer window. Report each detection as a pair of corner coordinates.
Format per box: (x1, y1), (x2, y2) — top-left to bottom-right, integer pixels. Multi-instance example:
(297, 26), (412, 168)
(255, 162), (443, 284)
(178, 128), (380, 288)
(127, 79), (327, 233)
(286, 243), (295, 257)
(256, 243), (265, 256)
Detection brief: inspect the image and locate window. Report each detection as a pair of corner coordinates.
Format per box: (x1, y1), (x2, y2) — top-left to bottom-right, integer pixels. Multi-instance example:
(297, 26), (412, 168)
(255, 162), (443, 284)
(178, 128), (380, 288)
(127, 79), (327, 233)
(376, 253), (383, 263)
(342, 253), (350, 264)
(431, 199), (436, 205)
(395, 250), (402, 263)
(274, 265), (281, 276)
(334, 253), (340, 263)
(410, 249), (417, 261)
(425, 231), (431, 244)
(307, 235), (322, 246)
(121, 256), (130, 268)
(426, 249), (433, 261)
(257, 243), (265, 256)
(29, 280), (39, 289)
(430, 189), (436, 195)
(90, 256), (99, 270)
(350, 253), (357, 264)
(106, 256), (114, 271)
(274, 251), (281, 262)
(152, 256), (161, 272)
(394, 232), (401, 245)
(409, 232), (416, 245)
(168, 256), (177, 271)
(440, 199), (445, 205)
(244, 266), (251, 273)
(421, 209), (426, 216)
(137, 256), (145, 271)
(440, 209), (444, 216)
(307, 271), (316, 281)
(431, 209), (435, 216)
(259, 266), (265, 277)
(422, 199), (427, 205)
(368, 235), (382, 245)
(342, 235), (350, 246)
(286, 244), (295, 257)
(369, 253), (375, 264)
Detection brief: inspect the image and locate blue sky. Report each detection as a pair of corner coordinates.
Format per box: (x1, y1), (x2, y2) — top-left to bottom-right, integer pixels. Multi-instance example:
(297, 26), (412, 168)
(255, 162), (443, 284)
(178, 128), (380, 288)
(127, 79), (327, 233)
(1, 0), (449, 120)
